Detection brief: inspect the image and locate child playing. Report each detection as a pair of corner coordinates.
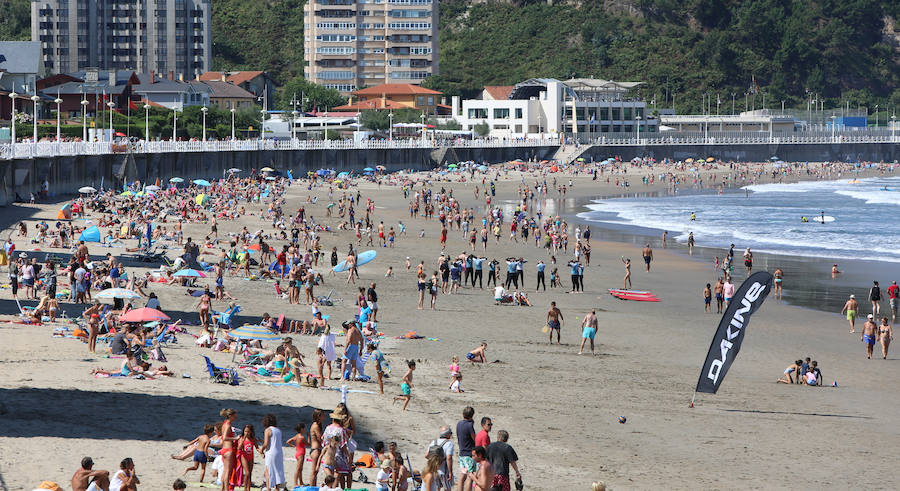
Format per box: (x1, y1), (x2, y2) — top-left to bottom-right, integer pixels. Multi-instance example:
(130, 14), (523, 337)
(777, 359), (803, 384)
(392, 360), (415, 411)
(285, 423), (308, 487)
(703, 283), (712, 313)
(181, 424), (214, 482)
(368, 343), (387, 395)
(449, 355), (460, 378)
(233, 425), (259, 491)
(316, 347), (327, 388)
(375, 459), (393, 491)
(449, 373), (463, 392)
(384, 266), (394, 278)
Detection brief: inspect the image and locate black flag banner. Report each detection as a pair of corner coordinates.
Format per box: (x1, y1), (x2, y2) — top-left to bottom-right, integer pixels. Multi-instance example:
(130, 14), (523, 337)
(696, 271), (774, 394)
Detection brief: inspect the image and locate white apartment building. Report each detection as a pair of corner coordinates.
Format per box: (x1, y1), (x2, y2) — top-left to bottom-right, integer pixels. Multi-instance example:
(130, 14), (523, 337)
(451, 78), (658, 138)
(303, 0), (439, 95)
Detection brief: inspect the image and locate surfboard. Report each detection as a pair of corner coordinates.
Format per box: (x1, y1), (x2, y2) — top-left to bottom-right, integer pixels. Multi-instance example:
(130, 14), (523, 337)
(609, 289), (660, 301)
(333, 249), (378, 272)
(812, 215), (835, 223)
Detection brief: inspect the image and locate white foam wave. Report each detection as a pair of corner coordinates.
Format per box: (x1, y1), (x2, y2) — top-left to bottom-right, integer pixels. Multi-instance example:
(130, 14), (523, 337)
(834, 190), (900, 206)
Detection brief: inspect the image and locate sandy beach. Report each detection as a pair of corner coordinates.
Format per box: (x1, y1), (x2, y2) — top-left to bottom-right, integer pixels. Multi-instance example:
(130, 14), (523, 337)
(2, 160), (899, 490)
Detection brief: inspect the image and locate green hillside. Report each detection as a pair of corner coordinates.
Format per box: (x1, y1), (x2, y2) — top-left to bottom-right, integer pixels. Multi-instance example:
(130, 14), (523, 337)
(4, 0), (900, 113)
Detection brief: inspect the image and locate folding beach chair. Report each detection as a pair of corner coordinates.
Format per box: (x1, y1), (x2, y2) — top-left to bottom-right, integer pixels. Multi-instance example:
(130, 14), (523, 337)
(202, 355), (240, 385)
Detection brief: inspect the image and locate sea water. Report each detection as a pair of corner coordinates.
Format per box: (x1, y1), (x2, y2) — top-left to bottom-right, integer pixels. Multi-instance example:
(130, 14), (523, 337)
(577, 176), (900, 263)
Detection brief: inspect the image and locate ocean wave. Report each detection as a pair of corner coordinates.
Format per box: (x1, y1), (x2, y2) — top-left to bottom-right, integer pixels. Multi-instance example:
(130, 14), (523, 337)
(834, 190), (900, 206)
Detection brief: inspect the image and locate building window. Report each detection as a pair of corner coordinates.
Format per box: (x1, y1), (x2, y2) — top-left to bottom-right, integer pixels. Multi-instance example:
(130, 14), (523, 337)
(468, 108), (487, 119)
(387, 22), (431, 30)
(493, 108), (509, 119)
(515, 108), (523, 119)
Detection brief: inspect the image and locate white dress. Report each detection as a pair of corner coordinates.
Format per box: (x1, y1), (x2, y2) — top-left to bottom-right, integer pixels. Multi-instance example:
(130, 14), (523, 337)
(265, 426), (286, 486)
(318, 333), (337, 362)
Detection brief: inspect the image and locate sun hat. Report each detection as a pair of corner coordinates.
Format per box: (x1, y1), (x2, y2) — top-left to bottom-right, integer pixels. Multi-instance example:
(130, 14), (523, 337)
(867, 314), (874, 319)
(849, 294), (855, 298)
(330, 406), (348, 420)
(381, 459), (393, 470)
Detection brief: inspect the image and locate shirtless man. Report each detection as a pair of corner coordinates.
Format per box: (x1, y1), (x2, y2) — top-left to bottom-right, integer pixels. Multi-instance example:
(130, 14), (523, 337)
(861, 314), (879, 359)
(841, 294), (859, 332)
(467, 342), (487, 363)
(713, 279), (725, 314)
(467, 446), (494, 491)
(309, 311), (328, 335)
(642, 243), (653, 272)
(578, 309), (599, 355)
(72, 456), (110, 491)
(546, 301), (564, 344)
(341, 321), (363, 381)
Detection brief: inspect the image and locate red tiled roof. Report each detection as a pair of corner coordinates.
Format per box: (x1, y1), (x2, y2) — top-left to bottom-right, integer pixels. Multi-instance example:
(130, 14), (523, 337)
(354, 83), (441, 96)
(227, 71), (265, 85)
(197, 71), (225, 81)
(483, 85), (514, 100)
(334, 99), (410, 110)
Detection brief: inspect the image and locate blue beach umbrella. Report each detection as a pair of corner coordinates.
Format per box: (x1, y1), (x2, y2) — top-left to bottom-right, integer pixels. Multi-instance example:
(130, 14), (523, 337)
(193, 179), (211, 187)
(228, 324), (281, 341)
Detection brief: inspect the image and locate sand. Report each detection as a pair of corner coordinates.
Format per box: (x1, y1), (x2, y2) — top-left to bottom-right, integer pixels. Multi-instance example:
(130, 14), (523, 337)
(2, 161), (899, 490)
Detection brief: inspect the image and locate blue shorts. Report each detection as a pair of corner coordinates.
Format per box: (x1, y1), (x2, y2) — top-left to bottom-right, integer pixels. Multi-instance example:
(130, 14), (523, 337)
(548, 320), (560, 330)
(582, 327), (596, 340)
(193, 450), (208, 463)
(401, 382), (411, 396)
(705, 297), (711, 305)
(344, 343), (360, 363)
(216, 277), (223, 287)
(863, 335), (876, 345)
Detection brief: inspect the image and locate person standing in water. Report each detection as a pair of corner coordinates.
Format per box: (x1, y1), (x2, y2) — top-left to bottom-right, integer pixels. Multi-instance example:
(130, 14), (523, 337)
(773, 268), (784, 299)
(687, 232), (695, 255)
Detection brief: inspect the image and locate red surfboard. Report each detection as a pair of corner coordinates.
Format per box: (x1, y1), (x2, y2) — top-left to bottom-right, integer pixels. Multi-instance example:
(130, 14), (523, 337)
(608, 289), (660, 302)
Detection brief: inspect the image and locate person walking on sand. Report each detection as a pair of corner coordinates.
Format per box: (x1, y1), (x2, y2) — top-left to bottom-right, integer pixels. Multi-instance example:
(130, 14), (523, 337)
(888, 281), (899, 323)
(547, 301), (564, 344)
(703, 284), (712, 313)
(392, 360), (415, 411)
(722, 277), (735, 310)
(869, 281), (882, 316)
(621, 256), (631, 289)
(743, 247), (753, 274)
(642, 243), (653, 272)
(841, 294), (859, 332)
(862, 314), (879, 359)
(879, 317), (893, 359)
(687, 232), (695, 255)
(773, 268), (784, 299)
(578, 309), (598, 355)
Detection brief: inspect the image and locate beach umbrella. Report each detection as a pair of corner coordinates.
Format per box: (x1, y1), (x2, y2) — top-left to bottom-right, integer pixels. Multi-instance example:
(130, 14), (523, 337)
(120, 191), (134, 197)
(192, 179), (211, 187)
(169, 177), (184, 183)
(245, 243), (261, 251)
(79, 186), (97, 194)
(363, 167), (375, 172)
(337, 171), (350, 177)
(119, 307), (170, 323)
(447, 164), (458, 169)
(228, 168), (242, 173)
(228, 324), (281, 342)
(195, 194), (208, 205)
(260, 167), (275, 172)
(96, 288), (141, 299)
(114, 131), (126, 137)
(576, 157), (585, 162)
(145, 185), (160, 192)
(706, 157), (715, 162)
(770, 156), (780, 161)
(333, 179), (343, 184)
(78, 225), (101, 243)
(316, 169), (329, 176)
(685, 158), (694, 163)
(265, 176), (276, 181)
(375, 165), (386, 170)
(173, 268), (206, 278)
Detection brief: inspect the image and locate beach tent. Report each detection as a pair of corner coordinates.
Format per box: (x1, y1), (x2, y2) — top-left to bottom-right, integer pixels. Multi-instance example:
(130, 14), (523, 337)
(78, 225), (101, 243)
(57, 203), (72, 220)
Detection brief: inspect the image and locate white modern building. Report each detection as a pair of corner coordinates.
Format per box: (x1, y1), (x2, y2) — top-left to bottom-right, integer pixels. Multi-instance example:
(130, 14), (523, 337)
(450, 78), (658, 138)
(660, 109), (798, 134)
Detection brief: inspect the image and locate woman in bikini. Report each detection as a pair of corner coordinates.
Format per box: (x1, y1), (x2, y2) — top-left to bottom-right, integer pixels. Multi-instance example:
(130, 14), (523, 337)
(308, 409), (325, 487)
(879, 317), (893, 360)
(197, 292), (212, 328)
(219, 408), (238, 491)
(773, 268), (784, 299)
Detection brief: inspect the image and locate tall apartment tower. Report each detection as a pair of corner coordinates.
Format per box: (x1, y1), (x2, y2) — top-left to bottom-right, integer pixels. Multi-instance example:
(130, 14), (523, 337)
(31, 0), (211, 79)
(304, 0), (438, 95)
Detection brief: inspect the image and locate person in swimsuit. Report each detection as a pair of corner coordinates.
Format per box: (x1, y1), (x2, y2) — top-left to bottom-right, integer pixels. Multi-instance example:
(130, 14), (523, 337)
(71, 456), (110, 491)
(197, 292), (212, 328)
(641, 244), (653, 272)
(687, 232), (695, 255)
(714, 278), (724, 314)
(773, 268), (784, 299)
(860, 314), (879, 359)
(308, 409), (325, 487)
(841, 294), (859, 332)
(777, 360), (803, 383)
(467, 342), (487, 363)
(546, 301), (564, 344)
(870, 281), (882, 317)
(879, 317), (893, 360)
(578, 309), (598, 355)
(286, 423), (308, 487)
(621, 257), (631, 289)
(219, 408), (238, 491)
(181, 424), (215, 482)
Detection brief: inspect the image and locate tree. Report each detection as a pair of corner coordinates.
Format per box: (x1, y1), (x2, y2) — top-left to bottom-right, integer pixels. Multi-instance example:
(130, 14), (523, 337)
(473, 121), (490, 137)
(360, 110), (390, 131)
(276, 76), (346, 112)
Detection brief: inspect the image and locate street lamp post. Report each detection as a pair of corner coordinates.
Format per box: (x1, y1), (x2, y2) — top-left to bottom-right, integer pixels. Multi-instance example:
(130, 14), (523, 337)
(7, 92), (16, 145)
(420, 112), (425, 142)
(636, 115), (641, 141)
(201, 106), (208, 142)
(291, 110), (298, 141)
(388, 111), (393, 141)
(54, 97), (63, 142)
(143, 104), (150, 142)
(172, 104), (177, 141)
(31, 94), (40, 145)
(874, 104), (879, 129)
(259, 108), (266, 140)
(831, 114), (837, 142)
(892, 115), (896, 142)
(230, 108), (236, 140)
(106, 101), (115, 141)
(80, 98), (88, 141)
